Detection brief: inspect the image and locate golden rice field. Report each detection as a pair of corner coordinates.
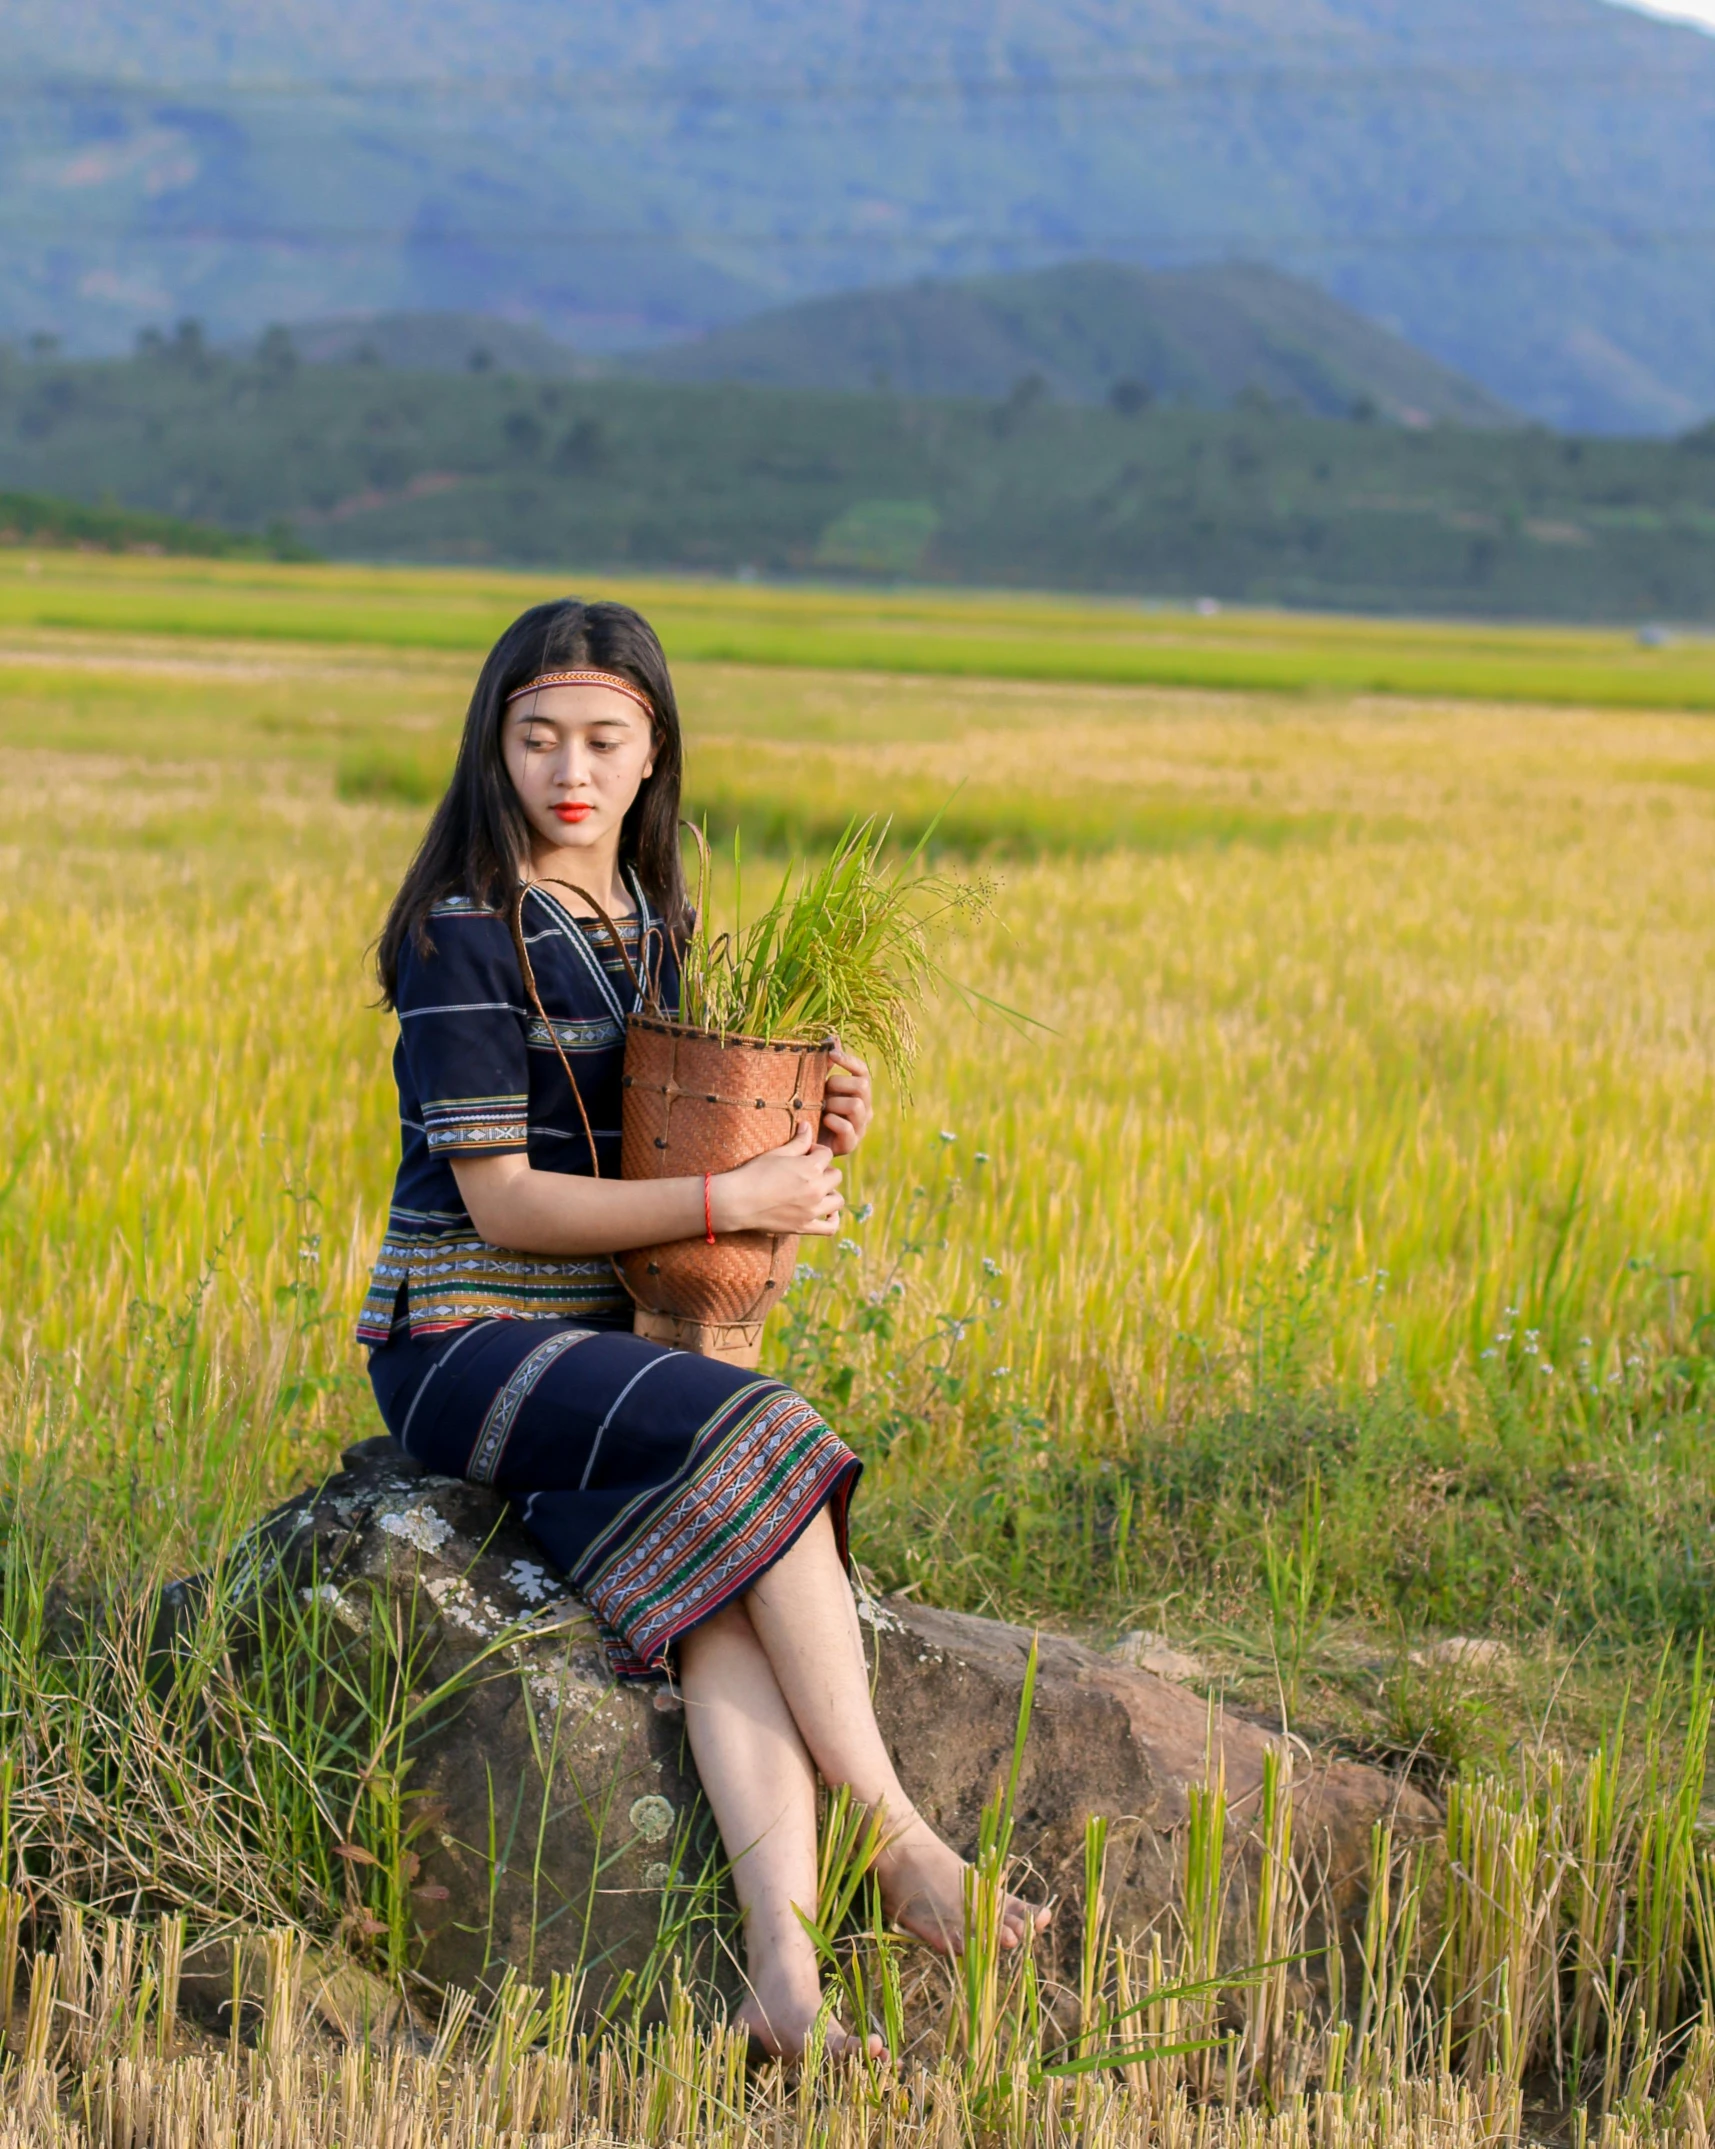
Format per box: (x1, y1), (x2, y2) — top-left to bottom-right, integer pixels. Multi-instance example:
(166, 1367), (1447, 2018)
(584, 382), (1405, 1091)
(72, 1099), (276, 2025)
(2, 570), (1712, 1474)
(3, 556), (1715, 2138)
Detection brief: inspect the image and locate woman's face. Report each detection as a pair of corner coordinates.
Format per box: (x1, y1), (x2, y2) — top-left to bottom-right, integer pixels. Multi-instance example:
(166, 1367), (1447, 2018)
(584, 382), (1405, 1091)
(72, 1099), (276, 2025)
(503, 681), (656, 868)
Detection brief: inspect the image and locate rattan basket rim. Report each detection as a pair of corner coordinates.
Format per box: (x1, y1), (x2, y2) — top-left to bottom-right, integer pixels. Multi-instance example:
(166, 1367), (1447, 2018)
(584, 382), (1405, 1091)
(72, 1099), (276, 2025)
(627, 1011), (838, 1054)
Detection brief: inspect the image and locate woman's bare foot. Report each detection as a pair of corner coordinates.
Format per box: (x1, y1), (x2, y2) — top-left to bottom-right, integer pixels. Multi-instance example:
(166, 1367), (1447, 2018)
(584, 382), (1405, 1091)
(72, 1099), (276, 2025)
(739, 1985), (887, 2065)
(875, 1813), (1050, 1956)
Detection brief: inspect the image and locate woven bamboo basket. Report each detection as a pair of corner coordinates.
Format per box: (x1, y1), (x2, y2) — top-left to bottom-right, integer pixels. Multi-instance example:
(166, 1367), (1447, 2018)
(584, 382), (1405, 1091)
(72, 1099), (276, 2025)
(616, 1014), (835, 1367)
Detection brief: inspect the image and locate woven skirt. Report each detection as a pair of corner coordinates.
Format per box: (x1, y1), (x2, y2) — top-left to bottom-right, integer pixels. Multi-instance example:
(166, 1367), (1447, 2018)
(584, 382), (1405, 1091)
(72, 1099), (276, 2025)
(367, 1317), (861, 1679)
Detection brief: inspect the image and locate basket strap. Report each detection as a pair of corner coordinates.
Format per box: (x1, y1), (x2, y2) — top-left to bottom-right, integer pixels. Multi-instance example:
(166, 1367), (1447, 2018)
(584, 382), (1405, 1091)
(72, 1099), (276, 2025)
(533, 876), (645, 1002)
(509, 887), (603, 1179)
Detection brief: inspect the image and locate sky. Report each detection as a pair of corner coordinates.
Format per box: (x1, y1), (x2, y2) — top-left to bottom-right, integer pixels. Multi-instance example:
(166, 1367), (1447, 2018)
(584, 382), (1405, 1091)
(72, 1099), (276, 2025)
(1612, 0), (1715, 26)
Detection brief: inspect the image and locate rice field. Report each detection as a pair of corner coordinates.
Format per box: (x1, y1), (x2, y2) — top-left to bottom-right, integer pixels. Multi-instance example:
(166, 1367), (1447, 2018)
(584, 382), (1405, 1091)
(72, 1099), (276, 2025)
(5, 548), (1715, 709)
(2, 558), (1715, 2133)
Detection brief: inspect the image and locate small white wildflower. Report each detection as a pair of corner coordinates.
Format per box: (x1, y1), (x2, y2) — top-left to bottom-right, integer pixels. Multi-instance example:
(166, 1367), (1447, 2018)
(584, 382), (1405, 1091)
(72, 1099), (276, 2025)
(974, 1151), (991, 1164)
(1480, 1349), (1497, 1360)
(938, 1129), (957, 1144)
(981, 1257), (1002, 1277)
(1539, 1363), (1554, 1376)
(837, 1237), (860, 1255)
(794, 1261), (817, 1283)
(991, 1366), (1011, 1379)
(854, 1201), (874, 1223)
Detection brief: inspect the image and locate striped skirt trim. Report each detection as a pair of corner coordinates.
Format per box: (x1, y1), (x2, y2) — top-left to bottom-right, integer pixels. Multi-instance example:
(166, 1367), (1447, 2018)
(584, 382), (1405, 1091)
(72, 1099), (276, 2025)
(568, 1382), (860, 1680)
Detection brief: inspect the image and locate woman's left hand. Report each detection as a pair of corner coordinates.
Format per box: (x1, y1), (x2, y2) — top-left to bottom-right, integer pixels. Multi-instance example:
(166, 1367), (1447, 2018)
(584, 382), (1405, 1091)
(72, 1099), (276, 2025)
(820, 1048), (873, 1156)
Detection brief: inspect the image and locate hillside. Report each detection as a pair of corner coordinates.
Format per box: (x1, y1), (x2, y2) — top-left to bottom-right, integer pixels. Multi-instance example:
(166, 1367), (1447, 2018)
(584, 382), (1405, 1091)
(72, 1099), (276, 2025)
(0, 486), (304, 558)
(285, 314), (594, 378)
(1, 0), (1713, 431)
(625, 262), (1517, 426)
(1, 345), (1711, 620)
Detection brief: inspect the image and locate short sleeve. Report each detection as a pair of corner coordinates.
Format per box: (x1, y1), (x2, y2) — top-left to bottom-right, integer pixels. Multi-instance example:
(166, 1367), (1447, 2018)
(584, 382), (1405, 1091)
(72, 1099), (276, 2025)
(395, 903), (530, 1156)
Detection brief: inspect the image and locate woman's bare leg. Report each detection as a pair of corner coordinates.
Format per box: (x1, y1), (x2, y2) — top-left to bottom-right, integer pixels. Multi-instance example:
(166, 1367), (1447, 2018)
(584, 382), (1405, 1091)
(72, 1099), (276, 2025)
(743, 1508), (1047, 1954)
(676, 1596), (885, 2060)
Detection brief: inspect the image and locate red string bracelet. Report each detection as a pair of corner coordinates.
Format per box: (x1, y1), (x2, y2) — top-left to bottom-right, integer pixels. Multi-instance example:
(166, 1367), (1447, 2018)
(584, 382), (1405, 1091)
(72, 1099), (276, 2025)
(703, 1172), (717, 1244)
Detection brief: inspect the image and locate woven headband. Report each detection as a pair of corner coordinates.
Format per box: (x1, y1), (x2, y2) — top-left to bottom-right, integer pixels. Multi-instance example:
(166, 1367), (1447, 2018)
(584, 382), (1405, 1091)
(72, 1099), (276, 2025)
(505, 668), (655, 719)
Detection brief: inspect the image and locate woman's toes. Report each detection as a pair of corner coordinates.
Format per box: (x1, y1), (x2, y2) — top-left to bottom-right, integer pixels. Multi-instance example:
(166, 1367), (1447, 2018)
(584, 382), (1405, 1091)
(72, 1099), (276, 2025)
(828, 2026), (890, 2064)
(740, 1997), (887, 2066)
(998, 1896), (1051, 1948)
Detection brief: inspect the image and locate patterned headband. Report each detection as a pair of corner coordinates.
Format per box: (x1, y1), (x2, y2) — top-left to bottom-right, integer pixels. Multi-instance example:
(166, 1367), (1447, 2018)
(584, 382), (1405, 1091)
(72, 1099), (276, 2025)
(505, 668), (655, 719)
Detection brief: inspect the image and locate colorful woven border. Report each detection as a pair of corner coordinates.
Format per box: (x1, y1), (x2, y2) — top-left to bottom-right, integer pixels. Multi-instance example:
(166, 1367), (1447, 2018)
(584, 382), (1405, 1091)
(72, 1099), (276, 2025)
(573, 1382), (861, 1679)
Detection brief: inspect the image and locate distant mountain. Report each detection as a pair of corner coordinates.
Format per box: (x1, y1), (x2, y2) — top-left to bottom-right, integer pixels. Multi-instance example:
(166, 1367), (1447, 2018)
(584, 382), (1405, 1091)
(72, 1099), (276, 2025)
(624, 262), (1516, 426)
(3, 347), (1712, 619)
(281, 313), (594, 378)
(3, 0), (1715, 431)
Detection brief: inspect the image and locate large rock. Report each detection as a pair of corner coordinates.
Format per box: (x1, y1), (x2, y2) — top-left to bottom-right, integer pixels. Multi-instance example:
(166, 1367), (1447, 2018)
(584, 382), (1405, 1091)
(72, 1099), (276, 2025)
(222, 1438), (1435, 2005)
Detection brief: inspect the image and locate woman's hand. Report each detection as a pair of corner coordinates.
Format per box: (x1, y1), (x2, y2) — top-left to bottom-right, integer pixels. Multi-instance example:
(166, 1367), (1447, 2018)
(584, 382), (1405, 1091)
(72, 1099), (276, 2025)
(820, 1048), (873, 1156)
(714, 1119), (844, 1237)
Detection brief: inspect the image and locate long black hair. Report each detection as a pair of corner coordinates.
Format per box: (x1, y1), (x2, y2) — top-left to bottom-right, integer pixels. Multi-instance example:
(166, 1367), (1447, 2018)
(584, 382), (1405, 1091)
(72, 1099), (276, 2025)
(375, 598), (689, 1006)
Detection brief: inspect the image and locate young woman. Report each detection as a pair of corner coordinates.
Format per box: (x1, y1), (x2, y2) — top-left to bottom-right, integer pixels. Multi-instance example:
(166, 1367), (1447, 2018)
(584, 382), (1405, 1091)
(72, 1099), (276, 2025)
(361, 596), (1042, 2059)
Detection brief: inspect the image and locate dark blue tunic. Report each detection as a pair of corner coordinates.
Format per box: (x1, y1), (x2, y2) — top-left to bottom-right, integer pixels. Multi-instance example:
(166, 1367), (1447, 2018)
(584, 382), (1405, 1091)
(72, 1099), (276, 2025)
(357, 879), (677, 1343)
(358, 877), (859, 1677)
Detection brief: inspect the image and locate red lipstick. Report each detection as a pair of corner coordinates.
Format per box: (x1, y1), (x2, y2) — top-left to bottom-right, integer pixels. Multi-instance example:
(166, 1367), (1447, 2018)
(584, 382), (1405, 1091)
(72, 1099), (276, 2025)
(552, 802), (593, 824)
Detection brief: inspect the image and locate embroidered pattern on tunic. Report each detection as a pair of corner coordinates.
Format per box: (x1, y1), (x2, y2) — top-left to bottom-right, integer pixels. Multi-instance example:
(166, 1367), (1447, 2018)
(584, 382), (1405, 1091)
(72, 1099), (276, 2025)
(356, 891), (672, 1345)
(421, 1094), (530, 1152)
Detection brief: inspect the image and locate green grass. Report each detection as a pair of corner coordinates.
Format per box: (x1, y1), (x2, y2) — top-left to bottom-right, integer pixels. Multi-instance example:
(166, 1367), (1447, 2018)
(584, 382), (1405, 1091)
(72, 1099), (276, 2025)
(4, 551), (1715, 711)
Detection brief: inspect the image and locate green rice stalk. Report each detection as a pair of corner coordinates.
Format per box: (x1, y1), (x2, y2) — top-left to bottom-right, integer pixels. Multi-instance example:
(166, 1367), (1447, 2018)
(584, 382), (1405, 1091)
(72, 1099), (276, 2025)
(1077, 1814), (1112, 2063)
(677, 815), (1014, 1088)
(1568, 1713), (1631, 2093)
(956, 1634), (1039, 2096)
(1631, 1644), (1710, 2053)
(1247, 1744), (1297, 2096)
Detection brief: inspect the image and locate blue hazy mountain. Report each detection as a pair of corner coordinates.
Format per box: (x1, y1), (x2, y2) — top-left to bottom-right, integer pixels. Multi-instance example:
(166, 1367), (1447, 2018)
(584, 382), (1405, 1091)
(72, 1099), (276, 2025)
(3, 0), (1713, 430)
(622, 262), (1518, 424)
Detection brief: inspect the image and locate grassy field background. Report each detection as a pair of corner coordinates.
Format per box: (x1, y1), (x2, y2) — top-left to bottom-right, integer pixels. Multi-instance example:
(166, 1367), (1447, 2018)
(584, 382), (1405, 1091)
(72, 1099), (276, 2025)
(3, 560), (1712, 1668)
(6, 552), (1715, 713)
(3, 558), (1715, 2119)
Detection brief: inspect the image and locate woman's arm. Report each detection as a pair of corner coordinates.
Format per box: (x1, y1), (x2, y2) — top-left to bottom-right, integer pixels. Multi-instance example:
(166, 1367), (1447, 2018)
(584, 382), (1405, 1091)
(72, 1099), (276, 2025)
(452, 1119), (844, 1256)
